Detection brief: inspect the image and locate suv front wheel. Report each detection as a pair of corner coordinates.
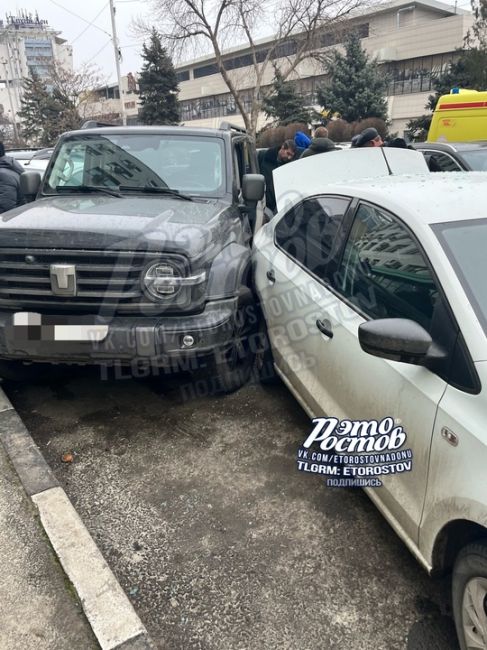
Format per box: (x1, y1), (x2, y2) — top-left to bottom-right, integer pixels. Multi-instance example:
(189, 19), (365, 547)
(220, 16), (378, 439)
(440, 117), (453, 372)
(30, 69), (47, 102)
(453, 540), (487, 650)
(195, 288), (259, 394)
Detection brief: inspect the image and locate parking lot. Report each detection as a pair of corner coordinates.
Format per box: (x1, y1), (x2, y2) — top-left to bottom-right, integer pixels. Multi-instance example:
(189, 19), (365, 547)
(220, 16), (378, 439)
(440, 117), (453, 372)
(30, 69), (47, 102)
(5, 369), (459, 650)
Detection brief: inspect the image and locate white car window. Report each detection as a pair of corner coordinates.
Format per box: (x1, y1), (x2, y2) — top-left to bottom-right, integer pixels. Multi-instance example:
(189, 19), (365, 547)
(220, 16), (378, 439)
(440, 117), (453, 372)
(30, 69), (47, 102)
(274, 196), (350, 279)
(338, 203), (439, 331)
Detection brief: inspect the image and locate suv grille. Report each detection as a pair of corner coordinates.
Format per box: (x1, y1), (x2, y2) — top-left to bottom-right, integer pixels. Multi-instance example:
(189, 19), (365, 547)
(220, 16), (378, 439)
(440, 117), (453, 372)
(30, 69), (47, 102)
(0, 248), (188, 314)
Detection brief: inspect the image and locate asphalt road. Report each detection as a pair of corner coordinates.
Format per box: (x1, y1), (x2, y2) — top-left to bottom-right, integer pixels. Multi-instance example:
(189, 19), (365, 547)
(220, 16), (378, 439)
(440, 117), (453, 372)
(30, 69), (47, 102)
(5, 369), (460, 650)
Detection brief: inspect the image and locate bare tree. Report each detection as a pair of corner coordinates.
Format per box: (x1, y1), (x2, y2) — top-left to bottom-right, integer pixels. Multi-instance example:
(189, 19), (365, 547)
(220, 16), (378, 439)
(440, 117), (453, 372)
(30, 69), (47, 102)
(139, 0), (368, 137)
(19, 62), (104, 146)
(50, 63), (104, 125)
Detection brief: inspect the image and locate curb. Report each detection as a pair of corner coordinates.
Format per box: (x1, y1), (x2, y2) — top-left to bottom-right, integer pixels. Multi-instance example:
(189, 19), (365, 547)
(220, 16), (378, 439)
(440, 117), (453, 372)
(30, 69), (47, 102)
(0, 388), (155, 650)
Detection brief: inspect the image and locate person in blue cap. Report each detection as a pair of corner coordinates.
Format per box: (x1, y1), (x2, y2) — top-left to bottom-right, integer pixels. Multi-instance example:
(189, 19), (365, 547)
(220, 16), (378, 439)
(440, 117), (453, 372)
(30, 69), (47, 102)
(294, 131), (312, 154)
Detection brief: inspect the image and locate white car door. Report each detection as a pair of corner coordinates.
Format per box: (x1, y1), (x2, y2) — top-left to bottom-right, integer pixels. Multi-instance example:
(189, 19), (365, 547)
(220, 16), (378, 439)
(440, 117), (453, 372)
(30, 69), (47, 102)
(253, 195), (352, 408)
(299, 201), (455, 543)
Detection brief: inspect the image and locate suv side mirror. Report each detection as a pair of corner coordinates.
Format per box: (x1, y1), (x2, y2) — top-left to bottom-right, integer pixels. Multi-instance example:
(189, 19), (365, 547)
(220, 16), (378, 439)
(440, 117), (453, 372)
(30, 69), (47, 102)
(358, 318), (432, 365)
(242, 174), (265, 202)
(20, 171), (42, 201)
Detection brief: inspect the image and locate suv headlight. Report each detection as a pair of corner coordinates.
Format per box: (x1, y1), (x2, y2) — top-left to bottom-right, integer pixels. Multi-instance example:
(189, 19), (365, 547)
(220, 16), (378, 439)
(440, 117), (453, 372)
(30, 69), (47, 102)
(143, 262), (206, 300)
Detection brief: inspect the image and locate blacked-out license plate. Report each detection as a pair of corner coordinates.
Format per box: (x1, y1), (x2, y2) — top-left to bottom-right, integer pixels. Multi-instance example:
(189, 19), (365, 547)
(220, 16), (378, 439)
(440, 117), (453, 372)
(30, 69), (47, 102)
(8, 312), (109, 342)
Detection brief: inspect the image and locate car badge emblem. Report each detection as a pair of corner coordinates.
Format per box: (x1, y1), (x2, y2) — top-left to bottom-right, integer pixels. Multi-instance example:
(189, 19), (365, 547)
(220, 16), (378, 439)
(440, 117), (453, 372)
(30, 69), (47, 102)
(50, 264), (77, 296)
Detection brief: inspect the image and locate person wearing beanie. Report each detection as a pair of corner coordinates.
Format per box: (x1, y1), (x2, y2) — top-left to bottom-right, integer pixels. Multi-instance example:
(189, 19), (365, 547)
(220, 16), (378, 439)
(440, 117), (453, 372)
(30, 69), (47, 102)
(293, 131), (311, 158)
(294, 131), (312, 150)
(351, 127), (384, 148)
(299, 136), (337, 158)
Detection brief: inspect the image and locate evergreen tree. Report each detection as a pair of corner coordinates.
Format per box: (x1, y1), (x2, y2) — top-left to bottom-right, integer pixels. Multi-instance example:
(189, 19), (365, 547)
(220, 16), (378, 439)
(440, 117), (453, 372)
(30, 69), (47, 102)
(317, 32), (388, 123)
(262, 69), (313, 125)
(18, 71), (63, 146)
(138, 29), (180, 125)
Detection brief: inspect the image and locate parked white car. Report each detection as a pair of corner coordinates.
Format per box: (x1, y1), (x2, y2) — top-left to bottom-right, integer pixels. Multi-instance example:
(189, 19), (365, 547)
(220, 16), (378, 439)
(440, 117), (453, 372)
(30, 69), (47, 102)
(7, 148), (52, 175)
(253, 148), (487, 650)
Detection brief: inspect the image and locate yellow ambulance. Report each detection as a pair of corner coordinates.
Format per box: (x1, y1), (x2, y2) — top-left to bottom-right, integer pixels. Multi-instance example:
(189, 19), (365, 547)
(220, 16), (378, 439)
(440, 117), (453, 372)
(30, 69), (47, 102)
(427, 88), (487, 142)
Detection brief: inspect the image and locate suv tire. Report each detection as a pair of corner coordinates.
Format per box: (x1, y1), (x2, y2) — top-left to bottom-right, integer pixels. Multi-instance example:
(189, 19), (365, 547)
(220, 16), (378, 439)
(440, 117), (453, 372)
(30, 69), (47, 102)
(196, 288), (258, 395)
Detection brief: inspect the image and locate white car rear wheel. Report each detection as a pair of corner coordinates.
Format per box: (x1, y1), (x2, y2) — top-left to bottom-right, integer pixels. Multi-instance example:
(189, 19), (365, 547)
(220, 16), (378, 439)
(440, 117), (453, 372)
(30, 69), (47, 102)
(453, 541), (487, 650)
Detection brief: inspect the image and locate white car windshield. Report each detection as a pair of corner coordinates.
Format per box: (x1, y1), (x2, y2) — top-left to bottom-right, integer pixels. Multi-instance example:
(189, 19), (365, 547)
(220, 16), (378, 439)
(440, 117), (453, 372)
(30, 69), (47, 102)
(435, 218), (487, 335)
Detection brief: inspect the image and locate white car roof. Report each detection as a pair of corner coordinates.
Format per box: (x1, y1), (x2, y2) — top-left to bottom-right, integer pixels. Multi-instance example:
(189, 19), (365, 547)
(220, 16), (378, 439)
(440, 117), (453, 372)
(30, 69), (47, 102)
(273, 148), (487, 227)
(313, 173), (487, 226)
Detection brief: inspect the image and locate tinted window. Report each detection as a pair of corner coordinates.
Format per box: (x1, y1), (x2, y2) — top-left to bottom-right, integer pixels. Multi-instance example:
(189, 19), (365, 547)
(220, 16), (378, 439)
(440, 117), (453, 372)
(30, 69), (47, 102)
(337, 203), (439, 330)
(275, 196), (350, 278)
(435, 218), (487, 336)
(424, 151), (462, 172)
(458, 149), (487, 171)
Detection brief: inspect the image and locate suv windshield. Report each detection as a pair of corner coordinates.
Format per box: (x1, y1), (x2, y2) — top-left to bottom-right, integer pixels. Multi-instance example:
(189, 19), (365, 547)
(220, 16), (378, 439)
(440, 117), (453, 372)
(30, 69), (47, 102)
(435, 218), (487, 335)
(44, 133), (226, 197)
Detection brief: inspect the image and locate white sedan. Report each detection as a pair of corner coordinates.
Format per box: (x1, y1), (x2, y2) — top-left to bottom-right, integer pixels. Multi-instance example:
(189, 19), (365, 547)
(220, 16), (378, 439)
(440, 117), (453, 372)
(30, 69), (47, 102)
(253, 148), (487, 650)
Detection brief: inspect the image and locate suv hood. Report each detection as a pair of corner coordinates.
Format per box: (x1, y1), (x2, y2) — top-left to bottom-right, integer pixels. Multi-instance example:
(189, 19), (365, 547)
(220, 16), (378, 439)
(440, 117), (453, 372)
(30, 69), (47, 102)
(0, 194), (230, 258)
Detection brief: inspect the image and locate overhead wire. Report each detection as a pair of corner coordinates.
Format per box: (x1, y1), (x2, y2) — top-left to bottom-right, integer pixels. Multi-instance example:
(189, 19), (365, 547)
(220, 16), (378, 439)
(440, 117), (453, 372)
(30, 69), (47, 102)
(85, 39), (113, 64)
(47, 0), (112, 38)
(72, 2), (110, 44)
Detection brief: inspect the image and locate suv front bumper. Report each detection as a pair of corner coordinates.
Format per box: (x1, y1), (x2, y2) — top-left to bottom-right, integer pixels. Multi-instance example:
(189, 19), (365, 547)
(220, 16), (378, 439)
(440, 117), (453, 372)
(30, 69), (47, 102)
(0, 298), (239, 369)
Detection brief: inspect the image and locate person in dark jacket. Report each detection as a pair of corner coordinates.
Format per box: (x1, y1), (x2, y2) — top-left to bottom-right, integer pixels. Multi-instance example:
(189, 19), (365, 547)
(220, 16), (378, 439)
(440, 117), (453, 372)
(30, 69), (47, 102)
(257, 139), (296, 213)
(299, 137), (336, 158)
(0, 142), (24, 213)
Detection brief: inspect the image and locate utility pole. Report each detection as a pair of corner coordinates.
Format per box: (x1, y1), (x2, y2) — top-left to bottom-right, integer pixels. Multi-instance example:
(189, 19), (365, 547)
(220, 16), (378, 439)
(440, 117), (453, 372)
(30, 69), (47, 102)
(0, 59), (20, 143)
(109, 0), (127, 125)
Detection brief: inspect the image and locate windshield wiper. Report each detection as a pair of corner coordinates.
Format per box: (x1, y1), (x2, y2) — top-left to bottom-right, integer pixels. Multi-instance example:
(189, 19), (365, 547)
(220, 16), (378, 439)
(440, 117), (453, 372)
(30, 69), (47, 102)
(52, 185), (124, 198)
(119, 185), (194, 201)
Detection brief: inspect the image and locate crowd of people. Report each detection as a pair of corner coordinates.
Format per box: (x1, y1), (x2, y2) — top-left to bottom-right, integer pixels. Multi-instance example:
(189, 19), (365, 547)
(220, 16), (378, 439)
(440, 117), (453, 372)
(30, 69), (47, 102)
(258, 126), (412, 213)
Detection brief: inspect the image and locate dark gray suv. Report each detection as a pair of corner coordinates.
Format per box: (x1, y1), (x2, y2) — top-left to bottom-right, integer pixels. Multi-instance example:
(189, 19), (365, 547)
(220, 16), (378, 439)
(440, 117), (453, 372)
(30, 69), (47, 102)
(413, 141), (487, 171)
(1, 123), (265, 393)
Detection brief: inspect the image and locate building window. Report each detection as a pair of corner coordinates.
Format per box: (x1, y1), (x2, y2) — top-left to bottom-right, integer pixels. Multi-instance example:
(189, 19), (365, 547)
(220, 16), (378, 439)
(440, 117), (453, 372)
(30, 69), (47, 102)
(194, 63), (219, 78)
(182, 25), (369, 82)
(176, 70), (190, 82)
(386, 53), (456, 95)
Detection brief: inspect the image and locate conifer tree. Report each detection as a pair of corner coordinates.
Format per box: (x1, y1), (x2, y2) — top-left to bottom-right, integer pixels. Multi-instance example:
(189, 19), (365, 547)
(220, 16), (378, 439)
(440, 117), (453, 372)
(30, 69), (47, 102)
(262, 69), (313, 125)
(138, 29), (180, 125)
(317, 32), (388, 123)
(18, 71), (62, 146)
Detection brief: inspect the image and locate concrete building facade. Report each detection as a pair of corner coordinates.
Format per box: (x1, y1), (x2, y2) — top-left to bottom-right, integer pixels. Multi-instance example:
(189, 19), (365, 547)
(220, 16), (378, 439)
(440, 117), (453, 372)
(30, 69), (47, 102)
(0, 11), (73, 134)
(173, 0), (473, 135)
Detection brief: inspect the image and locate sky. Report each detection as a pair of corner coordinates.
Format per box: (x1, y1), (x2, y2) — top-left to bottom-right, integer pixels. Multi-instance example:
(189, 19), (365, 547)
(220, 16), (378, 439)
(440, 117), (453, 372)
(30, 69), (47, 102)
(3, 0), (471, 84)
(3, 1), (152, 83)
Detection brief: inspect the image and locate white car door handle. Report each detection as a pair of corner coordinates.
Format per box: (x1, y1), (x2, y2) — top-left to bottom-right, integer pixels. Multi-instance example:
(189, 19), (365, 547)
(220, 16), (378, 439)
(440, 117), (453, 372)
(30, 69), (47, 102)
(266, 269), (276, 283)
(316, 318), (334, 339)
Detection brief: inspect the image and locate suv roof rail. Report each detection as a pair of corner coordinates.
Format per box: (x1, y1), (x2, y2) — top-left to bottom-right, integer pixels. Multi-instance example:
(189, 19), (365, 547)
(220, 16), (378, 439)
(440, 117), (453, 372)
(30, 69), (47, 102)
(219, 121), (247, 134)
(81, 120), (118, 129)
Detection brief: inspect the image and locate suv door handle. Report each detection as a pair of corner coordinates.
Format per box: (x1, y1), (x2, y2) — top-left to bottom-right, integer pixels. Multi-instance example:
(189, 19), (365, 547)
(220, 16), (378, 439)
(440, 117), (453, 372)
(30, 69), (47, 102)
(266, 269), (276, 283)
(316, 319), (333, 339)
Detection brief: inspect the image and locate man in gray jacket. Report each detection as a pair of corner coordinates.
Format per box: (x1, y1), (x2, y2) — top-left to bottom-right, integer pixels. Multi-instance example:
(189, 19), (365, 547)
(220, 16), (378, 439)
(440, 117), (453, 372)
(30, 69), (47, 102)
(299, 127), (337, 158)
(0, 142), (24, 213)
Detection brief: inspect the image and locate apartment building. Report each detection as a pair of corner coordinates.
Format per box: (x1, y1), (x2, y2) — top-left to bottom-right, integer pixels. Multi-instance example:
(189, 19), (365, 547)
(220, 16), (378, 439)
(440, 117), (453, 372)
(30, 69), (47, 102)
(0, 11), (73, 132)
(174, 0), (473, 135)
